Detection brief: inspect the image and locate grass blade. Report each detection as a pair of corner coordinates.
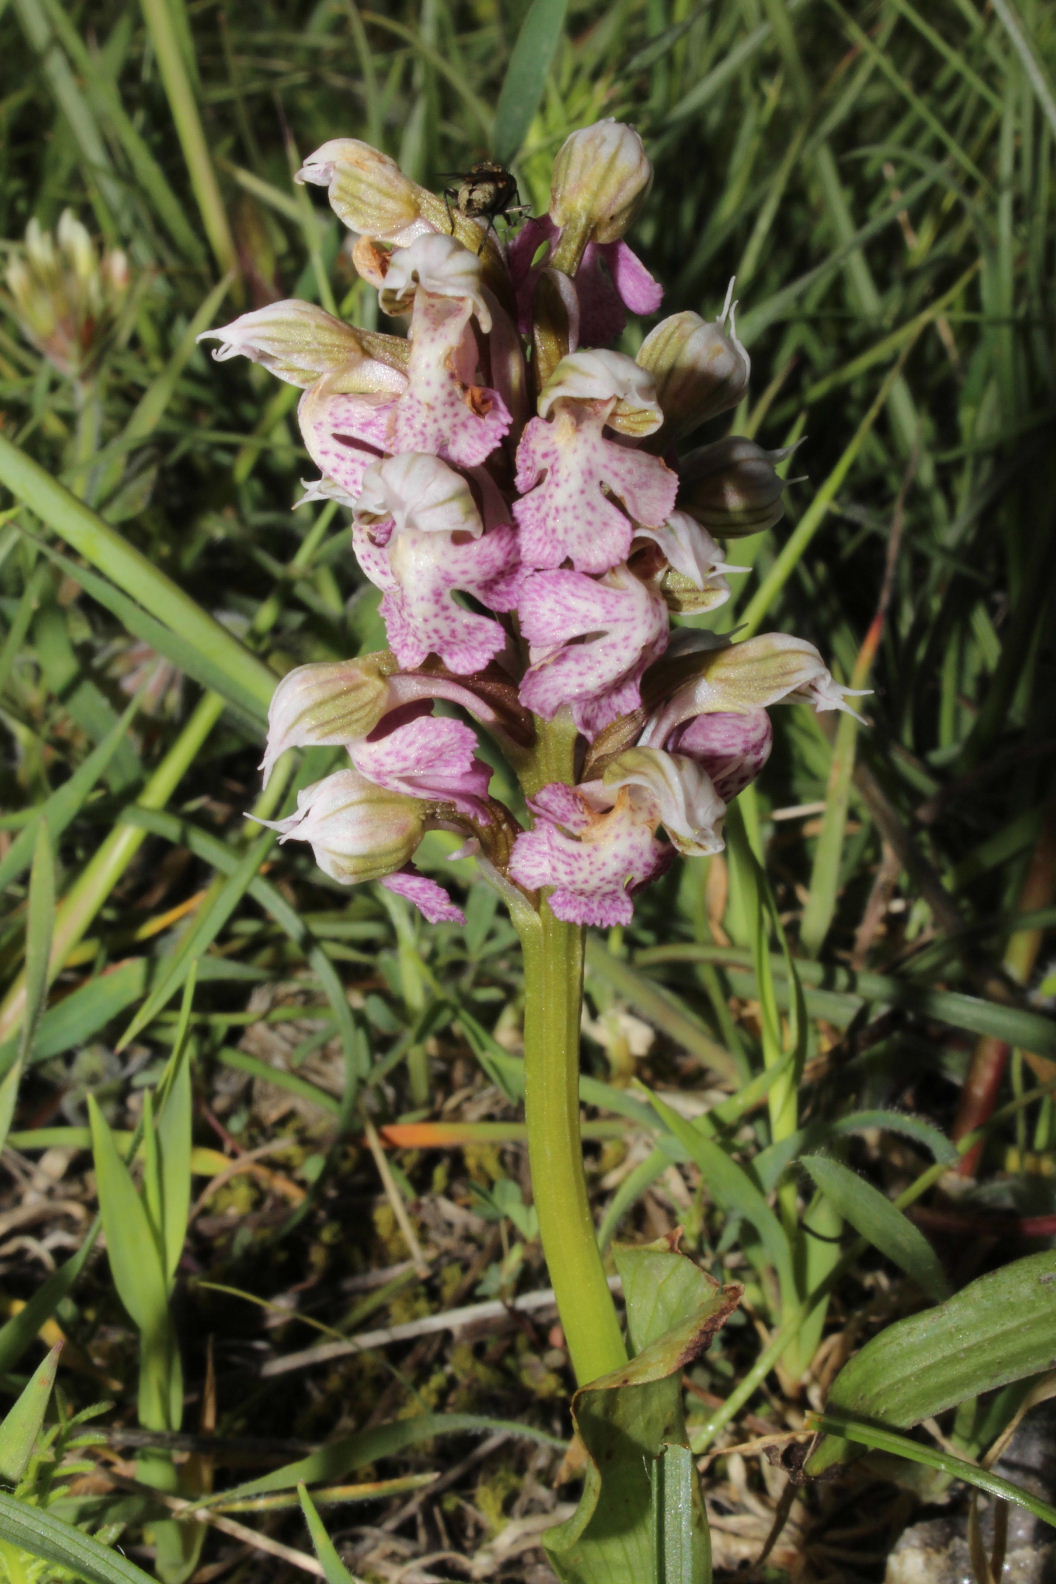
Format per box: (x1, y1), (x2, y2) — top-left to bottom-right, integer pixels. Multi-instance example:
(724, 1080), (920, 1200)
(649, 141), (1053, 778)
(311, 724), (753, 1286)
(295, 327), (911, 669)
(801, 1153), (950, 1302)
(493, 0), (569, 165)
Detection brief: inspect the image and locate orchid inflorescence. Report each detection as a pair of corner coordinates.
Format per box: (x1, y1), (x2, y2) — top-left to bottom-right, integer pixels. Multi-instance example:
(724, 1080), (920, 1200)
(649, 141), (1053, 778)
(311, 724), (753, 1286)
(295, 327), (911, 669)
(201, 120), (863, 930)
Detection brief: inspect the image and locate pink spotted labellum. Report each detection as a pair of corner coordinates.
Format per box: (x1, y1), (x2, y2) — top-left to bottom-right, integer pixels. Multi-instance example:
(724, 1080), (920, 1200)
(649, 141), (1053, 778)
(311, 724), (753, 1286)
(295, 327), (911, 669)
(201, 120), (864, 926)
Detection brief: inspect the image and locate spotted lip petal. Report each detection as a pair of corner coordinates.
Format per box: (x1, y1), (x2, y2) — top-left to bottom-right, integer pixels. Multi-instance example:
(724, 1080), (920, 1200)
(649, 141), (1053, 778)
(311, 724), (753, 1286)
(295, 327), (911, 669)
(508, 781), (671, 926)
(513, 405), (677, 574)
(351, 715), (492, 820)
(353, 454), (520, 675)
(381, 869), (465, 924)
(392, 290), (511, 467)
(518, 566), (668, 739)
(298, 377), (401, 501)
(667, 709), (774, 803)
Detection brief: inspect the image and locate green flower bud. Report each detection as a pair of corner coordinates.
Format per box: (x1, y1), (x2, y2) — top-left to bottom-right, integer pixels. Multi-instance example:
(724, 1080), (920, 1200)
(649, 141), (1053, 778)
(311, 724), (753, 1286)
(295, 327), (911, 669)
(296, 139), (440, 241)
(258, 770), (426, 886)
(198, 300), (376, 387)
(679, 436), (792, 537)
(549, 119), (653, 272)
(261, 657), (397, 785)
(636, 292), (750, 442)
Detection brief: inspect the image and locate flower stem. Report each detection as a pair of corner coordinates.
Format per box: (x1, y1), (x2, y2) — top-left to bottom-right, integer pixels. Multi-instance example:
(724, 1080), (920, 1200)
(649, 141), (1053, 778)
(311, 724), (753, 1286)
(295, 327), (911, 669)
(517, 903), (627, 1386)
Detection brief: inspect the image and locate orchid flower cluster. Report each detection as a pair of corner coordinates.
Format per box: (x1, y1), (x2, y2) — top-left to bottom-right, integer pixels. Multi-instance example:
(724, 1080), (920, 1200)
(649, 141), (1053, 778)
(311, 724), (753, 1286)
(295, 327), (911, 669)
(202, 121), (861, 930)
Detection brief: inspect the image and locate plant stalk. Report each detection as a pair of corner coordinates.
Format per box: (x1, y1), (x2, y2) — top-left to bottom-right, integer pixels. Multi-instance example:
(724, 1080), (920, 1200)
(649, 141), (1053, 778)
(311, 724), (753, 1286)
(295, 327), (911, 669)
(517, 901), (627, 1387)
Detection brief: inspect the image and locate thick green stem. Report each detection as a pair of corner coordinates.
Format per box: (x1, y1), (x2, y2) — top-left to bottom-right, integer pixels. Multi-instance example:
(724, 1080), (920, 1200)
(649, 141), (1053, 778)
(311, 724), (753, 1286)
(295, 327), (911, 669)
(518, 905), (627, 1386)
(508, 713), (628, 1383)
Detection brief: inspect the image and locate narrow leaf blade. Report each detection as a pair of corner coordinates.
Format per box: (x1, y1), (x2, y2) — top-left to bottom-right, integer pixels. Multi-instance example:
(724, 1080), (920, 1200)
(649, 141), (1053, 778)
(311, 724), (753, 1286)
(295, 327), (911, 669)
(801, 1154), (950, 1302)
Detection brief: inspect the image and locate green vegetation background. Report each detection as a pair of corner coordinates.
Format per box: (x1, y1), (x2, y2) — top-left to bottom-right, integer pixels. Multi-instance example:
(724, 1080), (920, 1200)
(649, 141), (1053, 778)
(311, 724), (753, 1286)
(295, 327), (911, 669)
(1, 0), (1054, 1578)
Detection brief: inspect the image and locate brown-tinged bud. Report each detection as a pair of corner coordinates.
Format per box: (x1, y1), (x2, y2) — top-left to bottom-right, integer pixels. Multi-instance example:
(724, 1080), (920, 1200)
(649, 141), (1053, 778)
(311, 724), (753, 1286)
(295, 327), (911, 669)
(679, 436), (793, 537)
(636, 288), (750, 442)
(549, 120), (653, 273)
(3, 210), (131, 381)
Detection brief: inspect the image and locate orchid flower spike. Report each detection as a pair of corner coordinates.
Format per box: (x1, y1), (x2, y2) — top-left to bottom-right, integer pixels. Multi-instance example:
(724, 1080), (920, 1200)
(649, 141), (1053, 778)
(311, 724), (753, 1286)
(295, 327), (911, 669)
(201, 118), (865, 924)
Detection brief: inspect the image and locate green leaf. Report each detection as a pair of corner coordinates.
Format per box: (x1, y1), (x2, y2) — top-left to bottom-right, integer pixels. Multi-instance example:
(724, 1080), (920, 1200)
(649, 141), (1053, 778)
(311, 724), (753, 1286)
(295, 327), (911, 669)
(200, 1413), (562, 1508)
(26, 534), (268, 732)
(87, 1096), (168, 1335)
(0, 1343), (61, 1483)
(493, 0), (568, 165)
(807, 1251), (1056, 1475)
(298, 1484), (360, 1584)
(0, 697), (140, 901)
(155, 982), (195, 1285)
(800, 1155), (951, 1302)
(0, 1226), (101, 1374)
(543, 1240), (739, 1583)
(643, 1085), (795, 1301)
(0, 1489), (161, 1584)
(0, 822), (58, 1151)
(19, 821), (56, 1067)
(809, 1412), (1056, 1530)
(0, 436), (275, 719)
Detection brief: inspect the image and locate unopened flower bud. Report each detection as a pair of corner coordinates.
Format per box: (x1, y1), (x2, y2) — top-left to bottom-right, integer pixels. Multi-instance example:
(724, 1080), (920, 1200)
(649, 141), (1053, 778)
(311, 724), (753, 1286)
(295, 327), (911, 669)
(296, 140), (437, 242)
(549, 120), (653, 273)
(260, 657), (397, 785)
(637, 288), (750, 441)
(257, 769), (426, 885)
(198, 301), (378, 387)
(679, 436), (792, 537)
(642, 632), (867, 743)
(3, 210), (131, 380)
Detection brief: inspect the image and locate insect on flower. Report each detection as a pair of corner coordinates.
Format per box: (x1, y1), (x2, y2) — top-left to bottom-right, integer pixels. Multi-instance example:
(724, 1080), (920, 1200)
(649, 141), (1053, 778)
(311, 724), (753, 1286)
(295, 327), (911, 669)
(443, 159), (529, 250)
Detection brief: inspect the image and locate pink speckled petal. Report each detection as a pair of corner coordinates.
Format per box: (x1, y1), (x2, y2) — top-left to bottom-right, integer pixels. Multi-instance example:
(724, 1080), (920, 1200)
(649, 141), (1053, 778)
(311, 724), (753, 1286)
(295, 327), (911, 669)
(298, 381), (397, 498)
(668, 709), (774, 802)
(518, 567), (668, 739)
(381, 869), (465, 923)
(509, 782), (670, 925)
(375, 524), (519, 673)
(392, 291), (511, 467)
(351, 715), (491, 818)
(513, 408), (677, 573)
